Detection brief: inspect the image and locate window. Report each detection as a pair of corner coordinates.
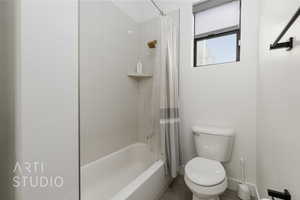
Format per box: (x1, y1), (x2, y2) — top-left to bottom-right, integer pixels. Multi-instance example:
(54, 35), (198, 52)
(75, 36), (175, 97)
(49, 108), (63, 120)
(193, 0), (241, 67)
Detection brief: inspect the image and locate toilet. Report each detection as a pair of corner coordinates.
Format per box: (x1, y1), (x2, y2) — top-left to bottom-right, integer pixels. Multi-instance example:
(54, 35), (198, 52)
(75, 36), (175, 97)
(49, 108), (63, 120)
(184, 126), (235, 200)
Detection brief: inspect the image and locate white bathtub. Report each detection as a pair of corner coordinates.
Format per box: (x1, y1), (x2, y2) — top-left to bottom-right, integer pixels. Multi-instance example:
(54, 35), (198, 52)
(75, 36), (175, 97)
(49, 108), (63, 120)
(81, 143), (169, 200)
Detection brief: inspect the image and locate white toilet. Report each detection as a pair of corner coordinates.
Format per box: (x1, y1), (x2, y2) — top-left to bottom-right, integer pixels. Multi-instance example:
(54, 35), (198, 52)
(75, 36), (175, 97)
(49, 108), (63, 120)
(184, 126), (235, 200)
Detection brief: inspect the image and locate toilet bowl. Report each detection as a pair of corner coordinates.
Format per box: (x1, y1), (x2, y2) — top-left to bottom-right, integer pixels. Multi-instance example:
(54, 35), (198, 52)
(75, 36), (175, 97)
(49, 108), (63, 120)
(184, 126), (235, 200)
(184, 157), (227, 200)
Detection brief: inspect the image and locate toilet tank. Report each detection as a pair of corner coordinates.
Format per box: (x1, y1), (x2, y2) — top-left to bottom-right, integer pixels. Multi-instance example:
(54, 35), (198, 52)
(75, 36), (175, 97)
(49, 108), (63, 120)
(193, 126), (235, 162)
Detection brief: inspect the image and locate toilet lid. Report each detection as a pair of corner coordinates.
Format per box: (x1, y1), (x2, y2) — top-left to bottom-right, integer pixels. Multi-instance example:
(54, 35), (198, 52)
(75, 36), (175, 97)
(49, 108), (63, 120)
(185, 157), (226, 187)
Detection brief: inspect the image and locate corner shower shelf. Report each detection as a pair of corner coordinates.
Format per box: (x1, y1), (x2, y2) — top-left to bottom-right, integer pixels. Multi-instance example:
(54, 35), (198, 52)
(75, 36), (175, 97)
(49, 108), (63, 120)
(128, 73), (153, 80)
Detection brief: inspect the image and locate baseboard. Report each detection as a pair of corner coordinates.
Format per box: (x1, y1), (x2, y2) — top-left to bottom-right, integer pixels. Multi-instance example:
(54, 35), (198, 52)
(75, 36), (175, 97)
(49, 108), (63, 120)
(228, 177), (260, 200)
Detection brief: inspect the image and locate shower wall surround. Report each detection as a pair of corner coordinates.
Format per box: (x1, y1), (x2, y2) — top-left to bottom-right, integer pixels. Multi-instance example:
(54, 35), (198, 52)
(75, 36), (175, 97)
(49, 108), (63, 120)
(137, 18), (161, 143)
(80, 1), (140, 165)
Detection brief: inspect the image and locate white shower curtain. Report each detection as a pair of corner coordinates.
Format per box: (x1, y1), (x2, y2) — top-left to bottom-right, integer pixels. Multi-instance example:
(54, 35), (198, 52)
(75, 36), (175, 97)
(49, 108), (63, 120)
(151, 16), (181, 178)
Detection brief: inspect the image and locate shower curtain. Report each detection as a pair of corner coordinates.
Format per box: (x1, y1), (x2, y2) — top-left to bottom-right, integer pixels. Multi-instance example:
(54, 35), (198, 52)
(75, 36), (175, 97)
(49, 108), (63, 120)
(151, 16), (181, 178)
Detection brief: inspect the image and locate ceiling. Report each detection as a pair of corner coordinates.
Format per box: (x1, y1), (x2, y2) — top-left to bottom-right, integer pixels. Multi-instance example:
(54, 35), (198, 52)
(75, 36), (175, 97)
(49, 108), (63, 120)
(112, 0), (160, 23)
(111, 0), (205, 23)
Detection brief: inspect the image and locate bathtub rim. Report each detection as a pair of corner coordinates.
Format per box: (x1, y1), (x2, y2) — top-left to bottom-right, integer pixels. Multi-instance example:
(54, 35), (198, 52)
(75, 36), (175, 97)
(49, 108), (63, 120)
(111, 159), (166, 200)
(81, 142), (150, 170)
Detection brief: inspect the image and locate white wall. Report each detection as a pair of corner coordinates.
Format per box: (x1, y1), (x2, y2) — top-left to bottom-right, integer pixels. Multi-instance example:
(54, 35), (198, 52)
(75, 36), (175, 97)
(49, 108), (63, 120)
(178, 0), (259, 184)
(16, 0), (79, 199)
(80, 1), (140, 165)
(0, 0), (17, 199)
(257, 0), (300, 198)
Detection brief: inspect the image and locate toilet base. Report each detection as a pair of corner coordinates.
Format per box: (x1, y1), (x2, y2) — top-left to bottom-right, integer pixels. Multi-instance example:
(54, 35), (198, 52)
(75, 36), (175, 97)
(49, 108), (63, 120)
(193, 194), (220, 200)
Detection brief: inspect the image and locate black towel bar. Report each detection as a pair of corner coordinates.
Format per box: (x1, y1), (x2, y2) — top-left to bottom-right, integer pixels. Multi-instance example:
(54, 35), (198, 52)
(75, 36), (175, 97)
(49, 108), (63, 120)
(270, 7), (300, 51)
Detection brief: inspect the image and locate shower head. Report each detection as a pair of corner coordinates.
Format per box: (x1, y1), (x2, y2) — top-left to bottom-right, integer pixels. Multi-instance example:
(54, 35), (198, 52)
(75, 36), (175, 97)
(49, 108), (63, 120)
(147, 40), (157, 48)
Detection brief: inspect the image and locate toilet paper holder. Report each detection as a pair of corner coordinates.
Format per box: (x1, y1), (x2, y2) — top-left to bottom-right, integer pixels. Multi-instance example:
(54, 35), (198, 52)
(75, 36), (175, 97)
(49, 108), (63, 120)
(268, 189), (291, 200)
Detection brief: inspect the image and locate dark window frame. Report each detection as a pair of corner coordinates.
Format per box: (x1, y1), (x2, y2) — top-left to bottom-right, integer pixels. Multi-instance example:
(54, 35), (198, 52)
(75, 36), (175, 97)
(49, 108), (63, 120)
(193, 0), (241, 67)
(193, 30), (241, 67)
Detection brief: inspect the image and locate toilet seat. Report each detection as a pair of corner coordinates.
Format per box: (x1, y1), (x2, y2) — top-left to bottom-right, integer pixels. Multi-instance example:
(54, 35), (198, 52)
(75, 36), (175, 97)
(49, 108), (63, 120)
(184, 175), (227, 199)
(185, 157), (226, 187)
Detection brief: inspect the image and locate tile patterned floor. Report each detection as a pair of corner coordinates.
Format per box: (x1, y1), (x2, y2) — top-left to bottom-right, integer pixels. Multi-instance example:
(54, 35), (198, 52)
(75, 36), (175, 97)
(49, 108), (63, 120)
(160, 176), (241, 200)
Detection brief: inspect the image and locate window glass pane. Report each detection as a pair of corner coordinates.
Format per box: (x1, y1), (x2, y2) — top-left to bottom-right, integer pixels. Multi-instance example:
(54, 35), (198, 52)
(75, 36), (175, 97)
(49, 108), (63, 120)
(196, 33), (237, 66)
(194, 1), (240, 36)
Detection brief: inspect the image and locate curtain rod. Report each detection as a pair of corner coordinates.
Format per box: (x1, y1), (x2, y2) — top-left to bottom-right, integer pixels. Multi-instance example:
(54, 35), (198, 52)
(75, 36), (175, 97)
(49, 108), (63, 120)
(150, 0), (166, 16)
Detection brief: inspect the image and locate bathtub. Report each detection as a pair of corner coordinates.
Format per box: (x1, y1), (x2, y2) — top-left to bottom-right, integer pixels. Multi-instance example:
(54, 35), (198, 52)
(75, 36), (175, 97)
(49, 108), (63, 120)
(81, 143), (169, 200)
